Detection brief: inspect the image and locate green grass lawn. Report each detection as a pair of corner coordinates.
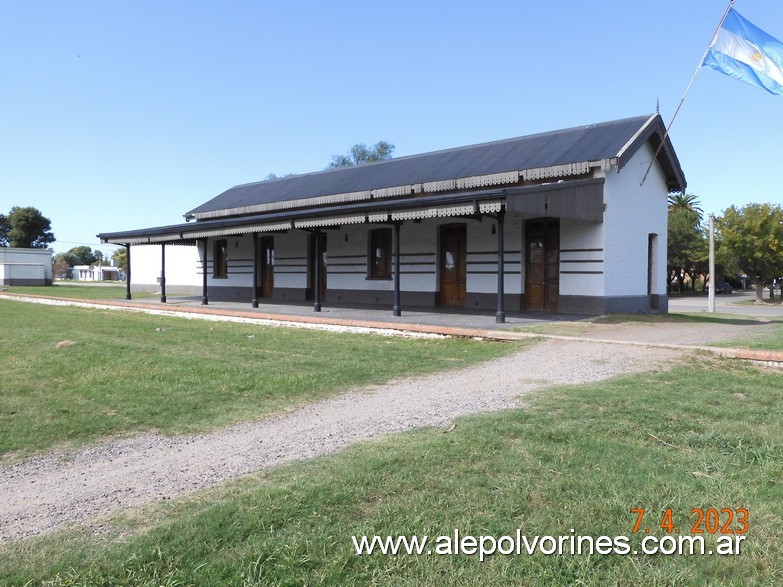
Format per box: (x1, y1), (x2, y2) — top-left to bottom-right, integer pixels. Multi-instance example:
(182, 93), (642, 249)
(712, 321), (783, 352)
(0, 300), (522, 459)
(2, 358), (780, 586)
(2, 283), (155, 300)
(661, 313), (783, 352)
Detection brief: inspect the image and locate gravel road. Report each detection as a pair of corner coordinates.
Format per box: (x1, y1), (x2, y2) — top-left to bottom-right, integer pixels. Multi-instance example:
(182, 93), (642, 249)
(0, 338), (681, 542)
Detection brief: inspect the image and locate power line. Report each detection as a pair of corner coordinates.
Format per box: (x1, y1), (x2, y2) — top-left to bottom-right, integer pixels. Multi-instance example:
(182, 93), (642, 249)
(54, 240), (122, 249)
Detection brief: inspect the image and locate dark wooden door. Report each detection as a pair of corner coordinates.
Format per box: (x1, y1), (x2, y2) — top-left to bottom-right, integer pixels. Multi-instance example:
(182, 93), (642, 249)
(307, 232), (327, 301)
(525, 220), (559, 311)
(440, 224), (467, 307)
(258, 237), (274, 298)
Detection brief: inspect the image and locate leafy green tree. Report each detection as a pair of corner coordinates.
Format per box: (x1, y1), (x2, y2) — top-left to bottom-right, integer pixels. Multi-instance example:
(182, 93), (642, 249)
(111, 248), (128, 273)
(52, 251), (76, 266)
(0, 213), (8, 246)
(3, 206), (55, 248)
(667, 207), (707, 293)
(65, 245), (98, 266)
(717, 203), (783, 303)
(328, 141), (395, 168)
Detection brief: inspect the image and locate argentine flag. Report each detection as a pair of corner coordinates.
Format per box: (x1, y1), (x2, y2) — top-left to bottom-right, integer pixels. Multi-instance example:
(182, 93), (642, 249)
(703, 8), (783, 96)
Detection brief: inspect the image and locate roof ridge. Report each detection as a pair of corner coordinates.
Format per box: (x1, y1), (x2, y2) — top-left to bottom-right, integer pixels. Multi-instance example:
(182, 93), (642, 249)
(227, 114), (656, 191)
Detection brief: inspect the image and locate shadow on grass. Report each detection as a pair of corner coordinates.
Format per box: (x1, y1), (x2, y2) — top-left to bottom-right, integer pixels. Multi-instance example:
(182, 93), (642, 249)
(594, 312), (766, 326)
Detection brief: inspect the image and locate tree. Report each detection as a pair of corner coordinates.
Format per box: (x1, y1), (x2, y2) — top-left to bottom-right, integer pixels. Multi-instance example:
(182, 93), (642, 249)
(667, 193), (706, 293)
(52, 255), (73, 279)
(668, 192), (704, 222)
(717, 202), (783, 303)
(3, 206), (55, 248)
(112, 248), (128, 273)
(328, 141), (395, 168)
(65, 245), (98, 266)
(667, 206), (707, 293)
(0, 213), (8, 246)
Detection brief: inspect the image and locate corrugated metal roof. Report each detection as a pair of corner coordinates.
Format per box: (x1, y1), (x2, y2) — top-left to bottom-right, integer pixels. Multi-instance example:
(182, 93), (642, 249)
(186, 114), (685, 220)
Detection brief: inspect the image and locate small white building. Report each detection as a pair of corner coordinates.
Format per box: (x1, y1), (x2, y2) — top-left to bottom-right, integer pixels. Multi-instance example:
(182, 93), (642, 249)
(99, 114), (686, 318)
(0, 247), (53, 286)
(72, 263), (121, 282)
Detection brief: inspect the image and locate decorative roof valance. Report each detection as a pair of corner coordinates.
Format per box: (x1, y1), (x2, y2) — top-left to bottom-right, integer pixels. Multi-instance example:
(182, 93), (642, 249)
(295, 215), (366, 228)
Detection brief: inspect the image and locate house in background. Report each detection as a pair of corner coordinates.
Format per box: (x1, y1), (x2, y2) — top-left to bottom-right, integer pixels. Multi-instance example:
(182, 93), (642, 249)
(72, 262), (121, 282)
(0, 247), (53, 286)
(99, 114), (686, 319)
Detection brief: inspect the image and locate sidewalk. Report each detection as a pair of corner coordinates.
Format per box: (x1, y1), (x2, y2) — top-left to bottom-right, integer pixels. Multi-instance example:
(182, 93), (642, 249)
(2, 291), (782, 365)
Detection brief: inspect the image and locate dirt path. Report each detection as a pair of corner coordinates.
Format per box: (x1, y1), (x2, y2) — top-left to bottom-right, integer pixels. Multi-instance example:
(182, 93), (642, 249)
(0, 339), (681, 542)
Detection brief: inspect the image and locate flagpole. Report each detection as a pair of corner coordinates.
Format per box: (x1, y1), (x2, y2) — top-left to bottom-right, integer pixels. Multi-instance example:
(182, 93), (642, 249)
(641, 0), (735, 186)
(708, 213), (716, 313)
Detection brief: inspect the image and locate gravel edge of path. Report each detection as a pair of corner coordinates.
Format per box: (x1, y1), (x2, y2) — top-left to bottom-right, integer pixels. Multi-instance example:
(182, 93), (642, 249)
(0, 339), (683, 542)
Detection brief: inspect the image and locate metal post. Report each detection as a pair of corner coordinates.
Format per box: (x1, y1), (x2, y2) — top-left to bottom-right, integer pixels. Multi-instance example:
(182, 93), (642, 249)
(393, 222), (402, 317)
(201, 238), (209, 305)
(495, 210), (506, 324)
(125, 244), (132, 300)
(252, 232), (259, 308)
(708, 213), (715, 313)
(160, 244), (167, 303)
(313, 229), (322, 312)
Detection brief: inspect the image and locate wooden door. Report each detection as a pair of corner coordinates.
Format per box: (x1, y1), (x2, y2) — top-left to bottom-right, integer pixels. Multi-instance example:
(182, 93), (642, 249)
(525, 220), (559, 311)
(258, 237), (274, 298)
(440, 224), (467, 307)
(307, 232), (327, 301)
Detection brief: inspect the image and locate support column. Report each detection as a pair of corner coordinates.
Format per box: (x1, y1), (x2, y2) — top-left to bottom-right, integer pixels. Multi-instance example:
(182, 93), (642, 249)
(252, 232), (259, 308)
(313, 229), (322, 312)
(160, 244), (167, 303)
(392, 221), (402, 317)
(201, 238), (209, 305)
(495, 209), (506, 324)
(125, 244), (132, 300)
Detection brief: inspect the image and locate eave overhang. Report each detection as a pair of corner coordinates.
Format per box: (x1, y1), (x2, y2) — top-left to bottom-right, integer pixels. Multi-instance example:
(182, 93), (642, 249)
(185, 165), (591, 222)
(617, 114), (687, 192)
(98, 178), (605, 246)
(98, 187), (510, 245)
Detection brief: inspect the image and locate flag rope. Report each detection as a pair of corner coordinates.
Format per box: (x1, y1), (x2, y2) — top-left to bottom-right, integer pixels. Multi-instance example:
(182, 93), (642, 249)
(641, 0), (735, 186)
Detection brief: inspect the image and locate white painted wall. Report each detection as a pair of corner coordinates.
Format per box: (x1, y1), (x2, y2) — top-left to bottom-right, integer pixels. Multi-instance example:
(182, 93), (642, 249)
(0, 247), (53, 285)
(602, 142), (669, 297)
(559, 220), (605, 297)
(466, 214), (523, 295)
(273, 231), (308, 291)
(207, 235), (254, 292)
(160, 217), (523, 299)
(130, 244), (201, 290)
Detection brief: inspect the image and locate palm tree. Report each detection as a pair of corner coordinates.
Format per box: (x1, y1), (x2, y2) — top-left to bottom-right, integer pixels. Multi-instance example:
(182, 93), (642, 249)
(667, 193), (703, 222)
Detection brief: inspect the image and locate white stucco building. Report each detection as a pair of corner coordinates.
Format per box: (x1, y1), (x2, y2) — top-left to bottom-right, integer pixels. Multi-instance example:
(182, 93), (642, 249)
(99, 114), (685, 318)
(72, 263), (122, 282)
(0, 247), (53, 286)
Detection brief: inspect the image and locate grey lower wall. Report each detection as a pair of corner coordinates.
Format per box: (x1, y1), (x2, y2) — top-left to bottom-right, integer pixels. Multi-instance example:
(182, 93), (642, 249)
(132, 283), (203, 296)
(132, 283), (668, 316)
(650, 294), (668, 313)
(0, 278), (52, 286)
(559, 295), (668, 315)
(322, 289), (438, 307)
(464, 292), (523, 312)
(273, 287), (308, 302)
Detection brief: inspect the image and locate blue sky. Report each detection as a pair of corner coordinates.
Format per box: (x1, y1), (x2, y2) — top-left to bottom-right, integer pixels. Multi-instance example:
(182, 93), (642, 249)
(2, 0), (782, 256)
